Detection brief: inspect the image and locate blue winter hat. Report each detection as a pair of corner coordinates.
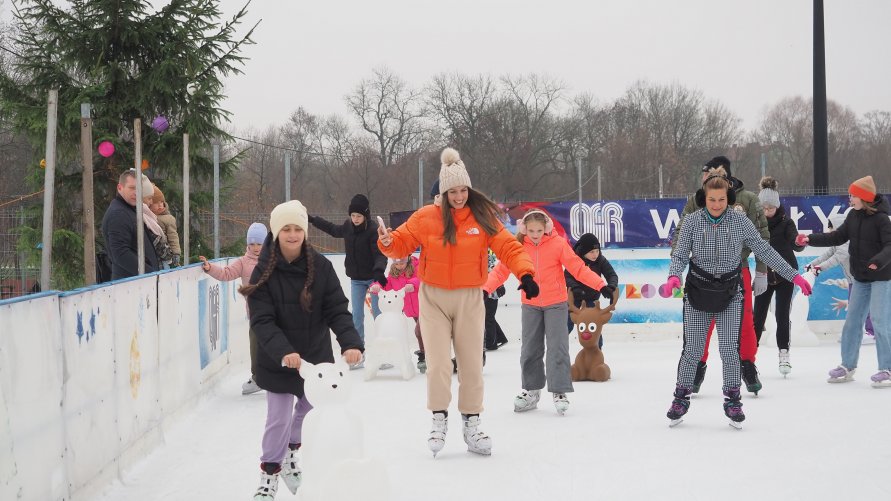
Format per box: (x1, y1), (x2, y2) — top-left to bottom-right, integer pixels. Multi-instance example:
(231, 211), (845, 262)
(247, 222), (268, 245)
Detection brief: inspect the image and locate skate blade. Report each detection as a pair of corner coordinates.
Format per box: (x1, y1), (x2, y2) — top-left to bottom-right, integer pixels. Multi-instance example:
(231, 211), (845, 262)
(728, 420), (743, 430)
(467, 446), (492, 456)
(871, 382), (891, 389)
(669, 418), (683, 428)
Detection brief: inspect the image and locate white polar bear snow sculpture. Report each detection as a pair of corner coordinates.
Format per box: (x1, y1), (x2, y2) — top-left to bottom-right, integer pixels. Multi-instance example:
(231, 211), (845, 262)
(297, 361), (389, 501)
(364, 288), (415, 381)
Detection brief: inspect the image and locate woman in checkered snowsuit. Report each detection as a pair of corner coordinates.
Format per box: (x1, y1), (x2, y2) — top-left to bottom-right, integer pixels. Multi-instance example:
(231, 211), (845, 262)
(663, 173), (812, 425)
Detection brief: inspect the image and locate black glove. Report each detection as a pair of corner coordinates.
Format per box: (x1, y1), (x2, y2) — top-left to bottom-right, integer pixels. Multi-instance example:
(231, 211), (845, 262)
(600, 285), (615, 303)
(517, 274), (539, 299)
(374, 272), (387, 287)
(496, 285), (506, 298)
(307, 215), (316, 225)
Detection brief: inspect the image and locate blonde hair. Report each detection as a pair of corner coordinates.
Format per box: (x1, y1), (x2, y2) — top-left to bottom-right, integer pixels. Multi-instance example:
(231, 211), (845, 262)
(388, 258), (416, 279)
(517, 211), (549, 244)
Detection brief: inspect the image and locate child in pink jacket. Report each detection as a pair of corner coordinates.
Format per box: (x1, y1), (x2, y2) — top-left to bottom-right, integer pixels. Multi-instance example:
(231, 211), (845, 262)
(484, 210), (607, 415)
(371, 255), (425, 372)
(200, 222), (268, 394)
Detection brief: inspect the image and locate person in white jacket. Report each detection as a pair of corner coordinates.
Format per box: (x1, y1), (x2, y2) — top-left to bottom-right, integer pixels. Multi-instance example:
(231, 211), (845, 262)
(807, 214), (876, 344)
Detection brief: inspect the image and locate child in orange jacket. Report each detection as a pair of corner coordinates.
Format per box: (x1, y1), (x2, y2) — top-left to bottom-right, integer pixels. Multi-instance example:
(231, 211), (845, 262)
(485, 210), (608, 415)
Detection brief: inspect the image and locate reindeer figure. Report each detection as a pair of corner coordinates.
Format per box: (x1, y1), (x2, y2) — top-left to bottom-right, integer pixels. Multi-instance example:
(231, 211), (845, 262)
(569, 288), (619, 382)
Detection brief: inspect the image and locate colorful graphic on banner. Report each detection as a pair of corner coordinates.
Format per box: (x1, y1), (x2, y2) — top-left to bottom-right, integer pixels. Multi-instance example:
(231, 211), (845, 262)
(198, 279), (229, 368)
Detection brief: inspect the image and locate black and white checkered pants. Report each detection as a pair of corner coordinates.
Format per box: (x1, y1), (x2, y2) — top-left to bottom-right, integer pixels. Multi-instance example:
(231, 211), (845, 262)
(676, 293), (744, 391)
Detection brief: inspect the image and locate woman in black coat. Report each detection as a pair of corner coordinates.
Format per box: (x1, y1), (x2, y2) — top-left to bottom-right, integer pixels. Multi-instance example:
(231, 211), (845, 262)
(752, 177), (804, 375)
(241, 200), (363, 499)
(798, 176), (891, 387)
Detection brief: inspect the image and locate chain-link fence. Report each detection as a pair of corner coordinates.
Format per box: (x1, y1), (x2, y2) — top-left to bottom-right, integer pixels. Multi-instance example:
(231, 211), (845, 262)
(0, 204), (39, 298)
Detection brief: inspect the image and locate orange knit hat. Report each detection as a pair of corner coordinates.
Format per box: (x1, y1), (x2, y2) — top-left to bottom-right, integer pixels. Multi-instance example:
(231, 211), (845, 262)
(849, 175), (876, 203)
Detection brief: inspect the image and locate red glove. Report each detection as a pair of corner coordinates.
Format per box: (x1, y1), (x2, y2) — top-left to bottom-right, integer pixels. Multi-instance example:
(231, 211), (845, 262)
(792, 275), (812, 296)
(795, 234), (809, 247)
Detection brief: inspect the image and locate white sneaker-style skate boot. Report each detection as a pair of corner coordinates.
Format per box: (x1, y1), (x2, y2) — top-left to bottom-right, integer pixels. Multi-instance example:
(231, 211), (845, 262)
(253, 464), (280, 501)
(827, 365), (855, 383)
(462, 414), (492, 456)
(428, 412), (448, 457)
(778, 349), (791, 377)
(513, 389), (541, 412)
(553, 393), (570, 415)
(280, 447), (302, 494)
(242, 377), (261, 395)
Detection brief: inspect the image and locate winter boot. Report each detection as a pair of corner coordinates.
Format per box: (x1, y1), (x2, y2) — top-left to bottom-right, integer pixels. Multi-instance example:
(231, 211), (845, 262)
(692, 361), (707, 393)
(513, 389), (541, 412)
(462, 414), (492, 455)
(870, 370), (891, 389)
(242, 377), (262, 395)
(827, 365), (855, 383)
(778, 349), (791, 376)
(666, 386), (691, 425)
(553, 393), (570, 415)
(428, 412), (448, 457)
(254, 462), (280, 500)
(723, 387), (745, 427)
(280, 444), (302, 494)
(740, 360), (762, 395)
(415, 350), (426, 374)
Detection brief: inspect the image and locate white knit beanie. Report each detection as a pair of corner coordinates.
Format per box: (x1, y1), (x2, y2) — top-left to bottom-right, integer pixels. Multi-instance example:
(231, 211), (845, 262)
(270, 200), (308, 240)
(438, 147), (472, 194)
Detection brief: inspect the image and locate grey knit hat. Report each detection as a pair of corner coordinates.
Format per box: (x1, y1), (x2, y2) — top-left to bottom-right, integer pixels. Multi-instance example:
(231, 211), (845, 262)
(758, 176), (780, 208)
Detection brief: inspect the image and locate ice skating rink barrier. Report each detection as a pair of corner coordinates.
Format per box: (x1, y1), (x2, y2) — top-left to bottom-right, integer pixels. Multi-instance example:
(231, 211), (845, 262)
(0, 250), (843, 500)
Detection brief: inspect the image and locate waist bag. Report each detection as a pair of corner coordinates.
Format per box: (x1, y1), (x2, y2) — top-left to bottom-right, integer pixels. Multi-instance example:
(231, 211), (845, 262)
(684, 262), (741, 313)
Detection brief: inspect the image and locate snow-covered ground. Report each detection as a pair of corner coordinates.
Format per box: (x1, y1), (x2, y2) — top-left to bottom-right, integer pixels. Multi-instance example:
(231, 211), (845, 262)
(90, 259), (891, 501)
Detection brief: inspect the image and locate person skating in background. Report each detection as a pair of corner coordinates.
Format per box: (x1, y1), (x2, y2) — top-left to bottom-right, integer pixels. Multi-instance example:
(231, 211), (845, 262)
(751, 177), (805, 376)
(200, 222), (268, 395)
(148, 185), (181, 267)
(378, 147), (537, 456)
(484, 249), (509, 351)
(564, 233), (618, 349)
(673, 155), (769, 395)
(240, 201), (363, 500)
(485, 210), (607, 416)
(796, 176), (891, 388)
(370, 256), (426, 373)
(308, 194), (387, 369)
(664, 172), (812, 427)
(807, 214), (876, 345)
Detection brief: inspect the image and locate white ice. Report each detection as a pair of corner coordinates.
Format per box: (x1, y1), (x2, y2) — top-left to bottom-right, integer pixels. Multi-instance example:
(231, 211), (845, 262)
(90, 257), (891, 501)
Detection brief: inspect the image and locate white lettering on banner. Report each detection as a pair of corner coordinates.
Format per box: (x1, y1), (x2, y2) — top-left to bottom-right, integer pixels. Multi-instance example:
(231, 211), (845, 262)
(570, 202), (624, 243)
(789, 206), (809, 235)
(650, 208), (680, 240)
(812, 205), (851, 232)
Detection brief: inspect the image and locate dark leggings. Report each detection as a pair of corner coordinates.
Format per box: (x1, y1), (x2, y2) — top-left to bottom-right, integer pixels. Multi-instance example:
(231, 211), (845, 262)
(753, 280), (795, 350)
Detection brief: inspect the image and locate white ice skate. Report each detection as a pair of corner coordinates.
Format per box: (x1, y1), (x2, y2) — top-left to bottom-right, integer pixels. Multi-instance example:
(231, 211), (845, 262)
(280, 447), (302, 494)
(462, 415), (492, 456)
(513, 389), (540, 412)
(553, 393), (569, 415)
(428, 413), (448, 457)
(242, 377), (261, 395)
(778, 349), (791, 377)
(253, 469), (279, 501)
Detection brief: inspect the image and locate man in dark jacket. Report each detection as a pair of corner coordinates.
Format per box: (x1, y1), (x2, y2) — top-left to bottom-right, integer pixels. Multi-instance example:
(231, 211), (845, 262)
(101, 170), (160, 280)
(565, 233), (619, 349)
(308, 194), (388, 346)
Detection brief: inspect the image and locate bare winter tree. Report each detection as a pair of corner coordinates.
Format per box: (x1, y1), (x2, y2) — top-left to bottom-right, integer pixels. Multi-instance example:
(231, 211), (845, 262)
(426, 73), (496, 164)
(345, 66), (428, 168)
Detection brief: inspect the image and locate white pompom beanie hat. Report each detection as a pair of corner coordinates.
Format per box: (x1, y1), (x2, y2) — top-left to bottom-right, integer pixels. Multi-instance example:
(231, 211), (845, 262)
(438, 147), (472, 194)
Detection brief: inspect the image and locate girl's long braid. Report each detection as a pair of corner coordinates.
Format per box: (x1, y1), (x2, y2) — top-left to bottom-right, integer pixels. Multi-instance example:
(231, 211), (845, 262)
(239, 247), (278, 297)
(300, 242), (315, 312)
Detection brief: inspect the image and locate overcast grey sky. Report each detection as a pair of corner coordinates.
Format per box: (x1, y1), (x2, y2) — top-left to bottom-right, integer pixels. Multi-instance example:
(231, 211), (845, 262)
(212, 0), (890, 133)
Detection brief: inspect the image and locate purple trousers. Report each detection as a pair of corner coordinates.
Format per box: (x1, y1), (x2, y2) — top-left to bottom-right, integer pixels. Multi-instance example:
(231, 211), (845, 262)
(260, 391), (313, 464)
(849, 284), (875, 336)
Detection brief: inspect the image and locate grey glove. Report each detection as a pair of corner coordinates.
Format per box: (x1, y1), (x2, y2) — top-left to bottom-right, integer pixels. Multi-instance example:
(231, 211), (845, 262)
(753, 272), (768, 296)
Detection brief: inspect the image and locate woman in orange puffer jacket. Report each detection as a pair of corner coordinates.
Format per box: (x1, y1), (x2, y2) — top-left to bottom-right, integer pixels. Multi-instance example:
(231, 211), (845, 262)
(485, 210), (607, 416)
(378, 147), (537, 457)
